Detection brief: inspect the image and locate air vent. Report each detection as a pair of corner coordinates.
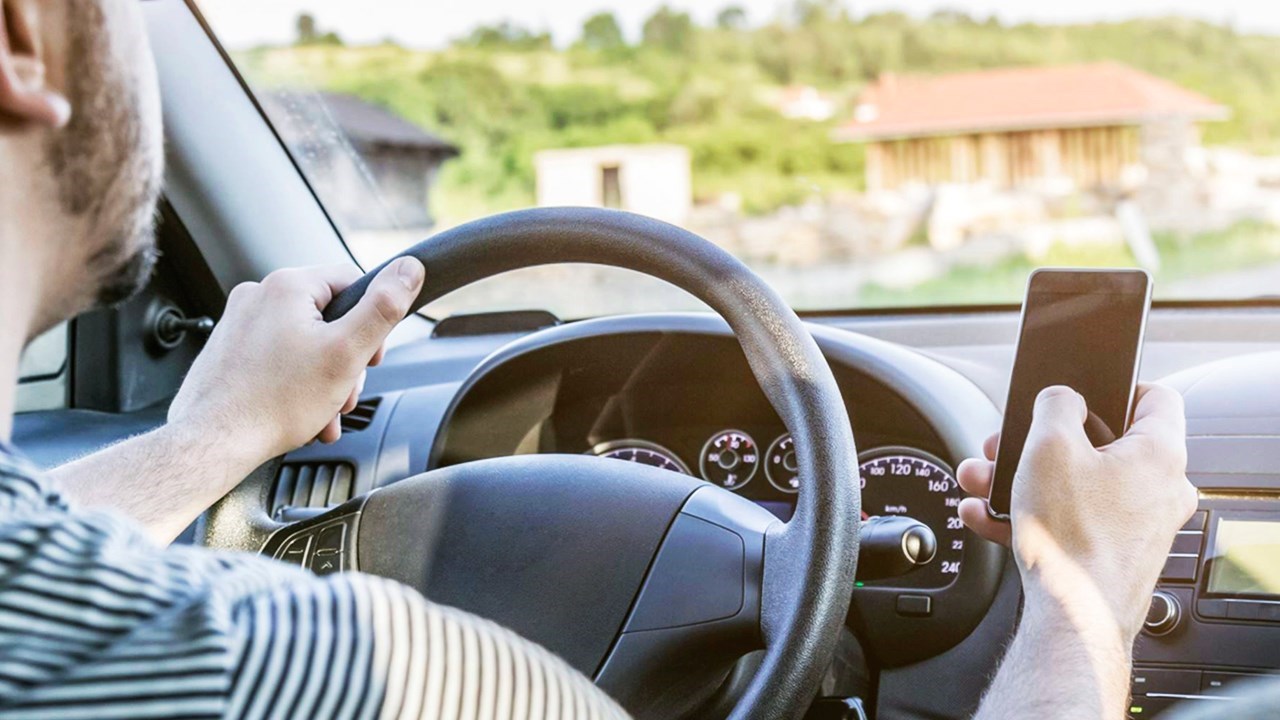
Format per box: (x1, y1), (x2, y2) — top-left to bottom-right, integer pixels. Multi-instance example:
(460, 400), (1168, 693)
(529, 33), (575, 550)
(341, 397), (382, 432)
(271, 461), (355, 519)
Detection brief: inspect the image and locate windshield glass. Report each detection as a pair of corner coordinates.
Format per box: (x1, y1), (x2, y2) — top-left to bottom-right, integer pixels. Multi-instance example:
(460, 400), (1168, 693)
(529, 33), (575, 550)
(199, 1), (1280, 318)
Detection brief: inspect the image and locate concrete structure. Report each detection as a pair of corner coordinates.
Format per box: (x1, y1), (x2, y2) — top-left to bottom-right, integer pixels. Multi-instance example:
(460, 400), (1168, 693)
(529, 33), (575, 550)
(534, 144), (692, 226)
(260, 91), (459, 231)
(835, 63), (1228, 193)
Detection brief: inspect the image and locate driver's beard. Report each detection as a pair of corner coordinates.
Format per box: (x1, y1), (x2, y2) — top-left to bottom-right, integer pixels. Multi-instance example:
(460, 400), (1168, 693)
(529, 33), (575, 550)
(43, 0), (162, 310)
(90, 242), (158, 307)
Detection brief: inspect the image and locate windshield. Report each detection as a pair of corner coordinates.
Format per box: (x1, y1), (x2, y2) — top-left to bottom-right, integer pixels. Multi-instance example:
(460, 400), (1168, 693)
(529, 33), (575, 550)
(199, 1), (1280, 318)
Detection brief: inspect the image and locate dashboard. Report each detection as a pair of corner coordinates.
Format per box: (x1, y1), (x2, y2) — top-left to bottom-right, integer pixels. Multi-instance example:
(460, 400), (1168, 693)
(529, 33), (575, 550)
(17, 305), (1280, 719)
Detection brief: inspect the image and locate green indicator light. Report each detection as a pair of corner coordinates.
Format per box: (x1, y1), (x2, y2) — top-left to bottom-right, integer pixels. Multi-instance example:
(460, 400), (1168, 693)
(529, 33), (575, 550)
(855, 581), (864, 587)
(1130, 707), (1142, 714)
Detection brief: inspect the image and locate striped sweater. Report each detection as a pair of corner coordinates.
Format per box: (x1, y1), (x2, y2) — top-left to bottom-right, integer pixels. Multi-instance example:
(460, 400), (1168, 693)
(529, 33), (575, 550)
(0, 445), (628, 720)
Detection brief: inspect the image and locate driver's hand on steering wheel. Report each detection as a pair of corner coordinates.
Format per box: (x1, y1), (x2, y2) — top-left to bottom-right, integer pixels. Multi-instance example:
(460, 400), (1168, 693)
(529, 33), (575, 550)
(168, 259), (426, 464)
(955, 383), (1198, 640)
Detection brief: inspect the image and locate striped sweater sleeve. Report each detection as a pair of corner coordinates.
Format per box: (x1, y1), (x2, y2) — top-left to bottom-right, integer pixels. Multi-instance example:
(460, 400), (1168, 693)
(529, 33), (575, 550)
(0, 448), (630, 720)
(226, 574), (630, 720)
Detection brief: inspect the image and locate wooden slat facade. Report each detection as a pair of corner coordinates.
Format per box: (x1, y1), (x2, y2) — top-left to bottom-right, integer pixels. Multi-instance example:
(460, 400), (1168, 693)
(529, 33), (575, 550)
(865, 126), (1140, 192)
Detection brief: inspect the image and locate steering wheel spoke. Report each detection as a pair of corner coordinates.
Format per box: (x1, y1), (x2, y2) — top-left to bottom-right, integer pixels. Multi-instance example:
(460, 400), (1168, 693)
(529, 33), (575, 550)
(595, 485), (776, 717)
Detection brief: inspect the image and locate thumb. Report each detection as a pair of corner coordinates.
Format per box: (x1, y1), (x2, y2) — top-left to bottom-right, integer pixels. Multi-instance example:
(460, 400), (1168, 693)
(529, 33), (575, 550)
(1026, 385), (1090, 448)
(329, 257), (425, 358)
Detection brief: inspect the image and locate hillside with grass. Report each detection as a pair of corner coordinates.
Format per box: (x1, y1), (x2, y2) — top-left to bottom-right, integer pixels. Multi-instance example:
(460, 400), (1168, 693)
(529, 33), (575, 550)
(231, 3), (1280, 227)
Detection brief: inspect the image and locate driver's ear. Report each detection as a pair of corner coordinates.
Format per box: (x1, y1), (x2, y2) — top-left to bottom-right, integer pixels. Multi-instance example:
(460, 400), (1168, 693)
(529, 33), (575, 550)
(0, 0), (70, 128)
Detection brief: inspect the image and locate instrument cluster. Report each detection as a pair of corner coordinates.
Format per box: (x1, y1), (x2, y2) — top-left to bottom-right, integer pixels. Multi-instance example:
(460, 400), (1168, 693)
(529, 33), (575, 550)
(591, 430), (966, 589)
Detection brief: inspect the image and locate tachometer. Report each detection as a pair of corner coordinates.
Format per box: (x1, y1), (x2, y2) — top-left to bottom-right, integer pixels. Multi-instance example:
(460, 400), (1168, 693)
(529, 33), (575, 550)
(765, 433), (800, 493)
(858, 448), (964, 589)
(594, 440), (690, 475)
(699, 430), (759, 490)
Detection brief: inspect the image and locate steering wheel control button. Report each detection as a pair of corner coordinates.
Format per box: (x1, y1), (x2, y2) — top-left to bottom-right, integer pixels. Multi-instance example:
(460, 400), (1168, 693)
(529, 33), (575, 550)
(895, 594), (932, 618)
(279, 535), (311, 567)
(699, 430), (759, 491)
(1144, 591), (1182, 636)
(314, 523), (346, 555)
(310, 553), (345, 576)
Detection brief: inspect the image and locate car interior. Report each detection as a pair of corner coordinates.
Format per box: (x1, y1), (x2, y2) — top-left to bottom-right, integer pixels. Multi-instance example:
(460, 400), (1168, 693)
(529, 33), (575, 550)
(13, 1), (1280, 718)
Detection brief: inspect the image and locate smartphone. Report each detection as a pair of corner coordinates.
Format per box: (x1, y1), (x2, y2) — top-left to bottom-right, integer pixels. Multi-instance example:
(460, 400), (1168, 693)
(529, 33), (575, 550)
(987, 268), (1152, 519)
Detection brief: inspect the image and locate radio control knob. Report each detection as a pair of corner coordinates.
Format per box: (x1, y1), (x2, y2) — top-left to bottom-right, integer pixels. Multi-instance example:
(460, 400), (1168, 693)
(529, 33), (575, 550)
(1144, 591), (1181, 636)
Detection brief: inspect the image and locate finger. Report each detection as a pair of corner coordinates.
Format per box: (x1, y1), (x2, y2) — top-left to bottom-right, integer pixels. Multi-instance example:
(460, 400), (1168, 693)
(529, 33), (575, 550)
(958, 497), (1012, 547)
(1026, 385), (1090, 448)
(263, 264), (363, 314)
(370, 343), (386, 367)
(328, 257), (424, 361)
(1122, 382), (1185, 441)
(353, 370), (367, 408)
(983, 431), (1000, 461)
(339, 371), (367, 414)
(957, 457), (995, 497)
(316, 416), (341, 444)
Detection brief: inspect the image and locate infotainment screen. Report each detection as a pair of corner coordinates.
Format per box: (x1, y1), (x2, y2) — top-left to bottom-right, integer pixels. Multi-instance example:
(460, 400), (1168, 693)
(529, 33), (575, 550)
(1207, 519), (1280, 598)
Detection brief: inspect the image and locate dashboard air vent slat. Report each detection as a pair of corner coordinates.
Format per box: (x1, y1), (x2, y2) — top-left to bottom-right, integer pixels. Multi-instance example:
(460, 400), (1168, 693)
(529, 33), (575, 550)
(341, 397), (382, 432)
(272, 461), (356, 519)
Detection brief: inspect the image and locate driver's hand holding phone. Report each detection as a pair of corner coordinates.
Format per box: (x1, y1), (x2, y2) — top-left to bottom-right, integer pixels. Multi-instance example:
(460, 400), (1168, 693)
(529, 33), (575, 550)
(956, 269), (1198, 638)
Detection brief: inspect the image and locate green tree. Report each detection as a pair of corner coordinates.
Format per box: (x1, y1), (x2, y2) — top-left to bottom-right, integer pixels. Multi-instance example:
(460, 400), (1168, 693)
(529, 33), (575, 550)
(581, 12), (626, 51)
(642, 6), (695, 54)
(792, 0), (846, 28)
(295, 13), (342, 47)
(464, 21), (552, 50)
(716, 5), (748, 31)
(295, 13), (317, 45)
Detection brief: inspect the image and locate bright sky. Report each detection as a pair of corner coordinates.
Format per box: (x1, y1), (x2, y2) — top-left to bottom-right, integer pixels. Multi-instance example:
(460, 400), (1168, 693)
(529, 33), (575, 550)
(197, 0), (1280, 50)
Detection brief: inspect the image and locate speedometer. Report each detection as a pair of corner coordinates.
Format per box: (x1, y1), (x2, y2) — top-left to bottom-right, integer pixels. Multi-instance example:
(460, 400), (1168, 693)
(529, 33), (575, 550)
(594, 440), (690, 475)
(859, 448), (964, 589)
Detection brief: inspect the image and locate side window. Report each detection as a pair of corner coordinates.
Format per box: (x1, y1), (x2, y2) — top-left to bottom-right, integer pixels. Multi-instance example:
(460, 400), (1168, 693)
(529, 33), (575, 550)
(16, 323), (69, 412)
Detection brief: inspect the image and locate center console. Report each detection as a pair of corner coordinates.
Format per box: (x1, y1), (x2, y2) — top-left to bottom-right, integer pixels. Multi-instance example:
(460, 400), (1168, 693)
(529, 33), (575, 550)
(1131, 500), (1280, 716)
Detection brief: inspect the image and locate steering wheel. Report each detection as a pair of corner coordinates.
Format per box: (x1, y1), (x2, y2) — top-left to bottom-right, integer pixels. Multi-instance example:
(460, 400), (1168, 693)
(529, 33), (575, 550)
(206, 207), (860, 719)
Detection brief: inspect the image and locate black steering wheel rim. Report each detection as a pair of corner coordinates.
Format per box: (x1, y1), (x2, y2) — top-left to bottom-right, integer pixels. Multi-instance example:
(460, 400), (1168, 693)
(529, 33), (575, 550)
(325, 207), (861, 718)
(317, 207), (860, 718)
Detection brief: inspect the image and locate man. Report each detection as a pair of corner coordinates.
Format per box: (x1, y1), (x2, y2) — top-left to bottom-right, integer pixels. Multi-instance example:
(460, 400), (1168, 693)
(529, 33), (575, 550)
(1, 1), (625, 718)
(0, 2), (1248, 720)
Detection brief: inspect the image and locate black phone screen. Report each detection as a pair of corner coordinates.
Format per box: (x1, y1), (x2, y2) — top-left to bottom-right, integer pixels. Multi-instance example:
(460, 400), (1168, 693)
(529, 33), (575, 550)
(988, 270), (1151, 517)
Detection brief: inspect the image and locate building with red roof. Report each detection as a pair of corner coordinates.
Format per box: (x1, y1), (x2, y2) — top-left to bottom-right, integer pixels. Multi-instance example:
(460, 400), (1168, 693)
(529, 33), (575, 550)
(835, 62), (1228, 192)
